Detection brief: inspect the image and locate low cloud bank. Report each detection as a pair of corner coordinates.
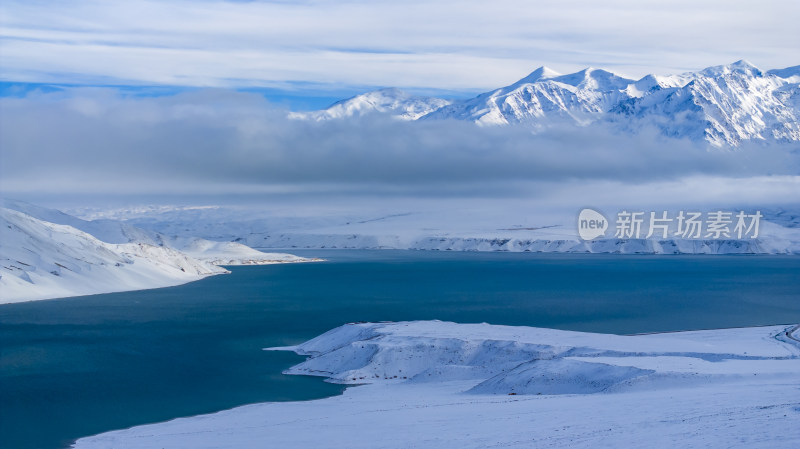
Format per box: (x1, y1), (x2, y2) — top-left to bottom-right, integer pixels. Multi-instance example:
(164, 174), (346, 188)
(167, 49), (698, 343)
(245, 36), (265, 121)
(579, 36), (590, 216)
(1, 88), (798, 201)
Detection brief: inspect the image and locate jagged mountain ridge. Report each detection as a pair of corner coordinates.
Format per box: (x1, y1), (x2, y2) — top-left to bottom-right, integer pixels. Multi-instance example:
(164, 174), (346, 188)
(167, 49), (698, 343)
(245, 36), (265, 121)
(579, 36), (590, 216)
(294, 61), (800, 147)
(609, 61), (800, 146)
(424, 66), (636, 128)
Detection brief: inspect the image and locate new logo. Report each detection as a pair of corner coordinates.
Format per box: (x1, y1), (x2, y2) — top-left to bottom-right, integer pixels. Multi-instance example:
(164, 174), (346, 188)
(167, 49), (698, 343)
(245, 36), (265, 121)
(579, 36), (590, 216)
(578, 208), (608, 240)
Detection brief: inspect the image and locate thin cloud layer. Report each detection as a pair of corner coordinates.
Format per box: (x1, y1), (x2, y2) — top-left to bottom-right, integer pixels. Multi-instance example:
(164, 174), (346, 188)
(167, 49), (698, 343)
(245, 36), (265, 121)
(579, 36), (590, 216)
(1, 88), (798, 202)
(1, 0), (798, 90)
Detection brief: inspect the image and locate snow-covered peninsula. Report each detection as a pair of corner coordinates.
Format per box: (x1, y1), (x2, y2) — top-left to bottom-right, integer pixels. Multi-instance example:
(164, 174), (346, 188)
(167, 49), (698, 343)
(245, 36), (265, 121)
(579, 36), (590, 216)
(73, 320), (800, 448)
(0, 202), (317, 304)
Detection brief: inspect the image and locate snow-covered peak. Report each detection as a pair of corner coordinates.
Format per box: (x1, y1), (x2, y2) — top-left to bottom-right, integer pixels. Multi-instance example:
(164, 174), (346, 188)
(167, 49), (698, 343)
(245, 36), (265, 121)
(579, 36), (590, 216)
(700, 59), (763, 78)
(289, 88), (451, 121)
(330, 87), (410, 107)
(510, 66), (562, 87)
(422, 66), (635, 126)
(626, 73), (695, 97)
(551, 67), (633, 91)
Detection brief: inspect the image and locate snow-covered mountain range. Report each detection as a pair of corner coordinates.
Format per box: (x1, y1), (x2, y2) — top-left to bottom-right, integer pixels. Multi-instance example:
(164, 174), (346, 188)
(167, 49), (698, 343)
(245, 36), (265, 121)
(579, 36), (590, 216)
(0, 200), (315, 303)
(294, 61), (800, 147)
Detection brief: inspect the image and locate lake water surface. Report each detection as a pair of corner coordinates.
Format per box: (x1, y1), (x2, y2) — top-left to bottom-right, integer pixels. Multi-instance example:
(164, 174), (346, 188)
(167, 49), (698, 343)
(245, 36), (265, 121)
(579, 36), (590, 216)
(2, 251), (799, 449)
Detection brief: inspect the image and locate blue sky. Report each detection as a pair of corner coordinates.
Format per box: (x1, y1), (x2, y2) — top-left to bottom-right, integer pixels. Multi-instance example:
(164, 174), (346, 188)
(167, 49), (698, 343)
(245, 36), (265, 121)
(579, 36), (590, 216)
(1, 0), (798, 110)
(0, 81), (376, 110)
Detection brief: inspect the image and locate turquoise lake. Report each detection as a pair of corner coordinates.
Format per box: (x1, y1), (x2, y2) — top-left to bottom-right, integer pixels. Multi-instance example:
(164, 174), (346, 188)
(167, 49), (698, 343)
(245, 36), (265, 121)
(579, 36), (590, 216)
(1, 251), (799, 449)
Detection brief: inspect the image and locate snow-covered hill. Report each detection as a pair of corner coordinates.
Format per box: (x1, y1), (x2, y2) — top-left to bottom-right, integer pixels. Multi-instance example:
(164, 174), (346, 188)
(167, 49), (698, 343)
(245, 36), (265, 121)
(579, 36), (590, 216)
(73, 321), (800, 449)
(168, 237), (313, 266)
(289, 88), (452, 121)
(1, 199), (316, 265)
(282, 321), (800, 392)
(292, 61), (800, 147)
(2, 199), (161, 246)
(0, 207), (225, 303)
(0, 202), (318, 303)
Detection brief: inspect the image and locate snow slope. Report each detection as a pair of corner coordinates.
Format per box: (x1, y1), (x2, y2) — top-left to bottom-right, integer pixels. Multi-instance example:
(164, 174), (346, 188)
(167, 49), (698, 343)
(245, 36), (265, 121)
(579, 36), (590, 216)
(1, 198), (160, 246)
(2, 199), (317, 265)
(0, 207), (226, 303)
(169, 237), (316, 265)
(292, 61), (800, 147)
(73, 321), (800, 449)
(0, 203), (319, 303)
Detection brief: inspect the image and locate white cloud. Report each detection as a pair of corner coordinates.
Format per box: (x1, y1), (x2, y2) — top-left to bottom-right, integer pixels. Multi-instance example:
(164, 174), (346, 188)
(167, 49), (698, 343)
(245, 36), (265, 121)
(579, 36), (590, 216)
(1, 0), (798, 90)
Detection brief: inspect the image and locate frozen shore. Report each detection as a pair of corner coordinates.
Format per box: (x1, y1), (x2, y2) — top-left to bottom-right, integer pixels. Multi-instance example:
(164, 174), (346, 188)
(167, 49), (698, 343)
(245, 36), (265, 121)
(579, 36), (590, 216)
(73, 321), (800, 448)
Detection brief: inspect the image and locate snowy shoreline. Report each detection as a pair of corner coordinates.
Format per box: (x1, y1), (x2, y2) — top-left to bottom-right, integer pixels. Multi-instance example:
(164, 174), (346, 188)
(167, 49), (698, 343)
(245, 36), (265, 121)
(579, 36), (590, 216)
(0, 204), (320, 304)
(73, 320), (800, 449)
